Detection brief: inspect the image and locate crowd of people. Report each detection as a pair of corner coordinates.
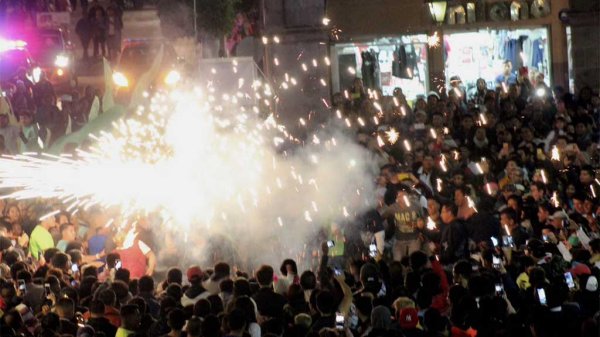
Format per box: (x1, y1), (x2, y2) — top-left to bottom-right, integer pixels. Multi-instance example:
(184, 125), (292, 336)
(75, 0), (124, 61)
(0, 66), (101, 153)
(0, 51), (598, 337)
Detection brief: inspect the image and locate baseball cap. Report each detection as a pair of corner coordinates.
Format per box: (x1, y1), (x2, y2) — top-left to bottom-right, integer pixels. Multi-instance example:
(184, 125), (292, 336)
(187, 266), (203, 281)
(585, 276), (598, 292)
(427, 91), (440, 99)
(549, 211), (569, 220)
(398, 307), (418, 329)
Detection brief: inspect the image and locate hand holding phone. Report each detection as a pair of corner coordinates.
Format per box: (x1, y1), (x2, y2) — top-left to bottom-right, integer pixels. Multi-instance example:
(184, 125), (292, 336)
(495, 283), (505, 296)
(326, 240), (335, 248)
(115, 259), (122, 270)
(18, 279), (26, 294)
(537, 288), (547, 306)
(564, 272), (575, 289)
(492, 256), (502, 269)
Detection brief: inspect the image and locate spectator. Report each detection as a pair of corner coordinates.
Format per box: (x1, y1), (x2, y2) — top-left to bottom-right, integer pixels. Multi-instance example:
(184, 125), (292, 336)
(29, 206), (57, 260)
(117, 304), (141, 337)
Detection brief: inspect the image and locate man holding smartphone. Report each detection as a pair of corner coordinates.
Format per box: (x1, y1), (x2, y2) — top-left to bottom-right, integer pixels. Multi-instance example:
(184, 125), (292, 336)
(16, 270), (45, 314)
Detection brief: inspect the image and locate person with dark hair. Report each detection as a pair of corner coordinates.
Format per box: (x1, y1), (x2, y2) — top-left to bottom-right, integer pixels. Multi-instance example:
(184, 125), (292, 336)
(163, 308), (186, 337)
(138, 275), (160, 318)
(381, 188), (423, 261)
(95, 288), (121, 327)
(186, 316), (202, 337)
(17, 269), (44, 313)
(56, 297), (78, 336)
(439, 203), (468, 265)
(117, 304), (141, 337)
(500, 208), (530, 248)
(309, 290), (336, 333)
(278, 258), (299, 293)
(252, 265), (286, 319)
(88, 300), (118, 337)
(56, 223), (76, 253)
(202, 262), (230, 296)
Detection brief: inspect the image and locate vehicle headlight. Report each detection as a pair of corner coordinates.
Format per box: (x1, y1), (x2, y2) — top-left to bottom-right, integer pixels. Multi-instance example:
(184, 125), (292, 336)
(32, 67), (42, 83)
(112, 72), (129, 88)
(164, 70), (181, 86)
(54, 55), (69, 68)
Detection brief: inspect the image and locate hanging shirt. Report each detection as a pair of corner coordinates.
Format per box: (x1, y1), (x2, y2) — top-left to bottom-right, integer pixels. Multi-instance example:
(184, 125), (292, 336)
(531, 39), (544, 70)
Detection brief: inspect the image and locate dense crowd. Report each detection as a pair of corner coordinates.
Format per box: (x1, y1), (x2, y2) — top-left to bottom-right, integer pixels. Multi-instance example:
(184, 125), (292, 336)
(0, 58), (599, 337)
(0, 67), (101, 153)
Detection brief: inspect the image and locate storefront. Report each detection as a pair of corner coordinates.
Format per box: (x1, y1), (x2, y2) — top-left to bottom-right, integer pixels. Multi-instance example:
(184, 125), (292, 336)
(444, 26), (552, 91)
(326, 0), (571, 95)
(330, 35), (430, 100)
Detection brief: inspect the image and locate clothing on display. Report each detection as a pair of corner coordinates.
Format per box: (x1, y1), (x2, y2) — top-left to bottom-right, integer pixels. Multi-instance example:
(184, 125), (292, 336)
(392, 44), (417, 79)
(444, 28), (550, 93)
(361, 49), (379, 89)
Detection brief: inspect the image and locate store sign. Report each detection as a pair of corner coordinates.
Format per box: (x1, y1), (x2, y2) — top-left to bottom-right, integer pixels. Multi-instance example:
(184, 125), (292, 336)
(443, 0), (551, 25)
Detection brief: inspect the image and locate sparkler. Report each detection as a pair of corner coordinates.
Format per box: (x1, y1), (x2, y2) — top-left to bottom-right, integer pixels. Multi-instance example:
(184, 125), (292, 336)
(427, 31), (440, 48)
(551, 146), (560, 161)
(385, 128), (399, 144)
(426, 216), (436, 230)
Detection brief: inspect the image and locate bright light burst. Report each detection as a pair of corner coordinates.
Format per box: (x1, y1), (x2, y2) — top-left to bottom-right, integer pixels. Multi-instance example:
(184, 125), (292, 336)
(0, 88), (375, 234)
(427, 31), (440, 48)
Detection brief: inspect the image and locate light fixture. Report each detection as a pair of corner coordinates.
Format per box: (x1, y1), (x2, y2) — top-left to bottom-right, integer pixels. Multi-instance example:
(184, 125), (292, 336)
(426, 0), (448, 25)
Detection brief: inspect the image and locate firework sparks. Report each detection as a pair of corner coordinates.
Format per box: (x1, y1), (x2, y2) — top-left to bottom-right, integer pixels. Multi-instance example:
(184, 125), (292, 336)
(0, 88), (374, 233)
(551, 146), (560, 161)
(427, 31), (440, 48)
(385, 128), (399, 144)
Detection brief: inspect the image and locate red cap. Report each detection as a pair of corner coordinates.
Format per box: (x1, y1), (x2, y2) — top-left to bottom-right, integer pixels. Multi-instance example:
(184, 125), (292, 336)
(398, 308), (418, 329)
(187, 266), (203, 281)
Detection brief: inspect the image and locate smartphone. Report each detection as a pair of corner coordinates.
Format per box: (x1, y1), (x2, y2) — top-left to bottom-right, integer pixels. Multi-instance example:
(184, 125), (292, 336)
(334, 267), (342, 276)
(326, 240), (335, 248)
(495, 283), (504, 296)
(502, 235), (514, 247)
(335, 312), (345, 330)
(44, 283), (51, 296)
(537, 288), (547, 306)
(564, 272), (575, 289)
(71, 280), (78, 287)
(18, 279), (26, 294)
(492, 256), (502, 269)
(542, 235), (549, 242)
(369, 244), (377, 257)
(115, 260), (122, 270)
(491, 236), (499, 247)
(71, 264), (79, 273)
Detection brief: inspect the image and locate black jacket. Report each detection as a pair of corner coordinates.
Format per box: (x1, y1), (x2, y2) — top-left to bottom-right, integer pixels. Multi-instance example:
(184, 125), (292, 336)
(252, 287), (286, 319)
(440, 220), (468, 264)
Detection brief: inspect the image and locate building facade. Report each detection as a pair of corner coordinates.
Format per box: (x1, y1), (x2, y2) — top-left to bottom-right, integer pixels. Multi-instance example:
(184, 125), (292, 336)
(325, 0), (583, 98)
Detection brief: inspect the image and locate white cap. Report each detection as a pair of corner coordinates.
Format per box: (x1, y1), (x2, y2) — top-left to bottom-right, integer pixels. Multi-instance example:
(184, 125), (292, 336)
(585, 276), (598, 292)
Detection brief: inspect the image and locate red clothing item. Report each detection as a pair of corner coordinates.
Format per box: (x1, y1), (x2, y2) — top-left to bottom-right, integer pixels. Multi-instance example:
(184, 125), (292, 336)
(430, 259), (450, 313)
(451, 326), (477, 337)
(116, 240), (147, 279)
(82, 306), (121, 327)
